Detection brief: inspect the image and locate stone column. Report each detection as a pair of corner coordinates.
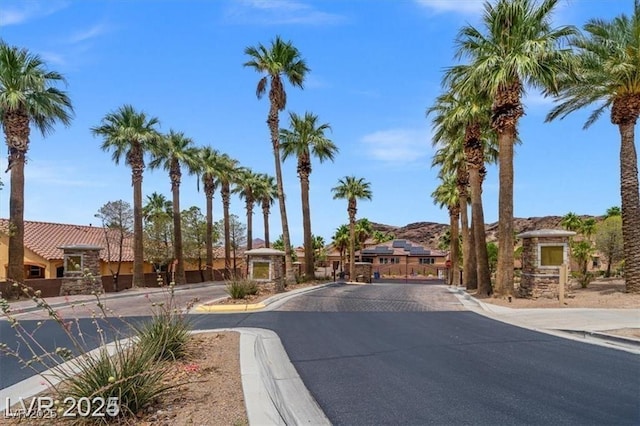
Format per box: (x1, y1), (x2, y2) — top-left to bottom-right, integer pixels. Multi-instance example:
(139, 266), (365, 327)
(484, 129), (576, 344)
(516, 230), (575, 299)
(58, 245), (104, 296)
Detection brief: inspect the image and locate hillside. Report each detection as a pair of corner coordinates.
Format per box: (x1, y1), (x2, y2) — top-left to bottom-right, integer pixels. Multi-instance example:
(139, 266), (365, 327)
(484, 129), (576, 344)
(371, 215), (601, 249)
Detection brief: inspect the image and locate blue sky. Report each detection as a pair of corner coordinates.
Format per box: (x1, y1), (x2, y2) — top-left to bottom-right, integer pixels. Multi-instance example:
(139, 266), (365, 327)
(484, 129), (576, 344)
(0, 0), (634, 246)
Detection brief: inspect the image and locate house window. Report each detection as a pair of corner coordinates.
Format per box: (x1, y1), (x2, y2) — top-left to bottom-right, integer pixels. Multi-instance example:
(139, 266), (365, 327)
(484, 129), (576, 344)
(362, 257), (374, 263)
(28, 265), (44, 279)
(419, 258), (435, 265)
(539, 245), (564, 267)
(390, 257), (400, 264)
(64, 254), (83, 273)
(379, 258), (389, 264)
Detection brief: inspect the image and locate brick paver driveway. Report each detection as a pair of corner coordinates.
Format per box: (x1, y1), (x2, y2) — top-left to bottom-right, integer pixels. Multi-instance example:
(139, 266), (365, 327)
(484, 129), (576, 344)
(276, 281), (465, 312)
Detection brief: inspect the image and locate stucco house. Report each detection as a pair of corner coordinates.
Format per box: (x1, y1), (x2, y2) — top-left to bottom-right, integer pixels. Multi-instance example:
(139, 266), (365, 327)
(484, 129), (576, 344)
(0, 219), (232, 281)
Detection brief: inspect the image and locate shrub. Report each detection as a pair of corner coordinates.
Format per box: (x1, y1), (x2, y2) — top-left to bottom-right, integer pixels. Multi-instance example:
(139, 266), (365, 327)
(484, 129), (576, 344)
(136, 311), (192, 362)
(225, 280), (259, 299)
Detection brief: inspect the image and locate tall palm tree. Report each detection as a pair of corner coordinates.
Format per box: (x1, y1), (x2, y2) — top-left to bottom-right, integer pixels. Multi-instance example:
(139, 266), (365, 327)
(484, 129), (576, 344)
(143, 192), (173, 222)
(331, 176), (373, 280)
(429, 78), (497, 295)
(432, 173), (461, 286)
(0, 42), (73, 284)
(196, 146), (222, 281)
(454, 0), (576, 297)
(429, 95), (474, 290)
(149, 130), (198, 286)
(244, 36), (310, 288)
(546, 2), (640, 292)
(254, 173), (277, 248)
(92, 104), (161, 287)
(217, 154), (240, 278)
(234, 168), (262, 252)
(280, 111), (338, 279)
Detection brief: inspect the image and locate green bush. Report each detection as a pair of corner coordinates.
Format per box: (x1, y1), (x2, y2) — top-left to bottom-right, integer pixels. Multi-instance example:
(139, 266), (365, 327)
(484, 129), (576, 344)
(136, 311), (192, 362)
(226, 280), (259, 299)
(59, 342), (173, 420)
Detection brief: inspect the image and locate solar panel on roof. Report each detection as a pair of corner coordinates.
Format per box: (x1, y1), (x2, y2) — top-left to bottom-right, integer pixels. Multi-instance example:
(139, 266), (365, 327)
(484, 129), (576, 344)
(392, 240), (406, 248)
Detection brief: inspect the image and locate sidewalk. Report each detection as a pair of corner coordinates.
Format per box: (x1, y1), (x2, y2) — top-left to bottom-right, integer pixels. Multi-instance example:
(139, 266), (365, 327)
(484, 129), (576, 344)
(449, 287), (640, 354)
(3, 281), (225, 315)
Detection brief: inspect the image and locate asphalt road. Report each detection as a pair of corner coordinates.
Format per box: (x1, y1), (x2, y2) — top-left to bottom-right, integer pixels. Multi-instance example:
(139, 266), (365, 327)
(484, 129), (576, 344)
(2, 282), (638, 425)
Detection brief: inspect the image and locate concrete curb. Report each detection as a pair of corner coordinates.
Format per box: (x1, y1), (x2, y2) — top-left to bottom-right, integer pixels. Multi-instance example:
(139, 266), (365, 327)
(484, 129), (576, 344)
(1, 328), (330, 425)
(447, 287), (640, 354)
(194, 281), (338, 313)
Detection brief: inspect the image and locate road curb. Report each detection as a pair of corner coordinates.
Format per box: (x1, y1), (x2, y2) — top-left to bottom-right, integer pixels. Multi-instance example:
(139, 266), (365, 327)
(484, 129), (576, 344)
(193, 281), (337, 313)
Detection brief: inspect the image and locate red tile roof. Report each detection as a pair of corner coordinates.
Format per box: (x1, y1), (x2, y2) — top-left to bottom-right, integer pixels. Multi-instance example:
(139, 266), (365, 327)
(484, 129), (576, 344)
(0, 219), (134, 262)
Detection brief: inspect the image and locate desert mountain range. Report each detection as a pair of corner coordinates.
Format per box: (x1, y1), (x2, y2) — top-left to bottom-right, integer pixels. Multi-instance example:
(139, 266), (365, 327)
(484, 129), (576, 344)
(370, 215), (601, 249)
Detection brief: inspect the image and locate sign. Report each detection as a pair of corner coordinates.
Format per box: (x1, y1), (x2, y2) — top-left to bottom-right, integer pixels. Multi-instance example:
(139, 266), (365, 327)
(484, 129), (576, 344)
(445, 259), (452, 268)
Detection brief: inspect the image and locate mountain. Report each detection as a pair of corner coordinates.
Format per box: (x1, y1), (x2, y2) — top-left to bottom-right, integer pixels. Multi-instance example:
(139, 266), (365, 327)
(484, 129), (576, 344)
(371, 215), (601, 249)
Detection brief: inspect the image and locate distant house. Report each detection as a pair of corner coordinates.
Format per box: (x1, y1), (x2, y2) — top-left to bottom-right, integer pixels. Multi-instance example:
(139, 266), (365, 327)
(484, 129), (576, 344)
(0, 219), (233, 281)
(357, 239), (448, 277)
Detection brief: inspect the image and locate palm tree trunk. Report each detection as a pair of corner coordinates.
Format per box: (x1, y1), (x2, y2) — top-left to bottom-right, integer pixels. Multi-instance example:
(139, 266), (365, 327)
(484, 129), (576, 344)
(460, 195), (473, 289)
(222, 184), (231, 279)
(349, 212), (356, 280)
(449, 210), (460, 286)
(468, 217), (477, 289)
(268, 107), (292, 290)
(300, 172), (315, 279)
(262, 202), (270, 248)
(495, 129), (515, 297)
(469, 167), (492, 296)
(246, 198), (253, 251)
(172, 178), (186, 286)
(8, 154), (25, 286)
(132, 169), (145, 288)
(619, 121), (640, 292)
(205, 190), (214, 281)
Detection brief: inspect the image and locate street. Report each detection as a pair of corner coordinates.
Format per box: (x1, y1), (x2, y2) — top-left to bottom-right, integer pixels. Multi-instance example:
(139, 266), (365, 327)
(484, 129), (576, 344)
(1, 281), (638, 425)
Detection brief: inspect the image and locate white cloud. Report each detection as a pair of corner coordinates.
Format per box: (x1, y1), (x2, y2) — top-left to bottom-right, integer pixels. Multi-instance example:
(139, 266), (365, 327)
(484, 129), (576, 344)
(360, 128), (431, 166)
(67, 23), (109, 44)
(0, 1), (69, 27)
(415, 0), (484, 15)
(225, 0), (346, 25)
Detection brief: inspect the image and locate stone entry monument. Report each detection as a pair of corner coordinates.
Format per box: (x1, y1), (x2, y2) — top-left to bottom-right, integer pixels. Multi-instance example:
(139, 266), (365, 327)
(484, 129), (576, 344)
(59, 245), (104, 295)
(245, 248), (285, 283)
(517, 229), (575, 299)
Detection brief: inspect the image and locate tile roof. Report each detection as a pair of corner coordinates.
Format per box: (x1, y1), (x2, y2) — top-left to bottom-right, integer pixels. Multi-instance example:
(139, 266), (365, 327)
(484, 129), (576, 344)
(358, 239), (447, 257)
(0, 219), (135, 262)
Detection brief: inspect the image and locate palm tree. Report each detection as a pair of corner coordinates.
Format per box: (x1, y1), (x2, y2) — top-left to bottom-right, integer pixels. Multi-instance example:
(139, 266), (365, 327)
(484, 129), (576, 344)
(331, 176), (373, 280)
(92, 104), (161, 287)
(429, 78), (497, 295)
(254, 173), (277, 248)
(432, 173), (461, 286)
(560, 212), (582, 232)
(372, 230), (394, 244)
(234, 168), (262, 252)
(454, 0), (576, 297)
(332, 224), (350, 273)
(546, 2), (640, 292)
(244, 36), (310, 288)
(354, 218), (374, 250)
(0, 42), (73, 284)
(196, 146), (222, 281)
(429, 94), (474, 290)
(149, 130), (198, 286)
(143, 192), (173, 277)
(280, 111), (338, 279)
(217, 154), (240, 278)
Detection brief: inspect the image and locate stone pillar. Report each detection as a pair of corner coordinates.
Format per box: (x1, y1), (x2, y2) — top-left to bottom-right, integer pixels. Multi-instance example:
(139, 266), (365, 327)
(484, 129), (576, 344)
(516, 230), (575, 299)
(353, 262), (372, 283)
(245, 248), (286, 283)
(58, 245), (104, 296)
